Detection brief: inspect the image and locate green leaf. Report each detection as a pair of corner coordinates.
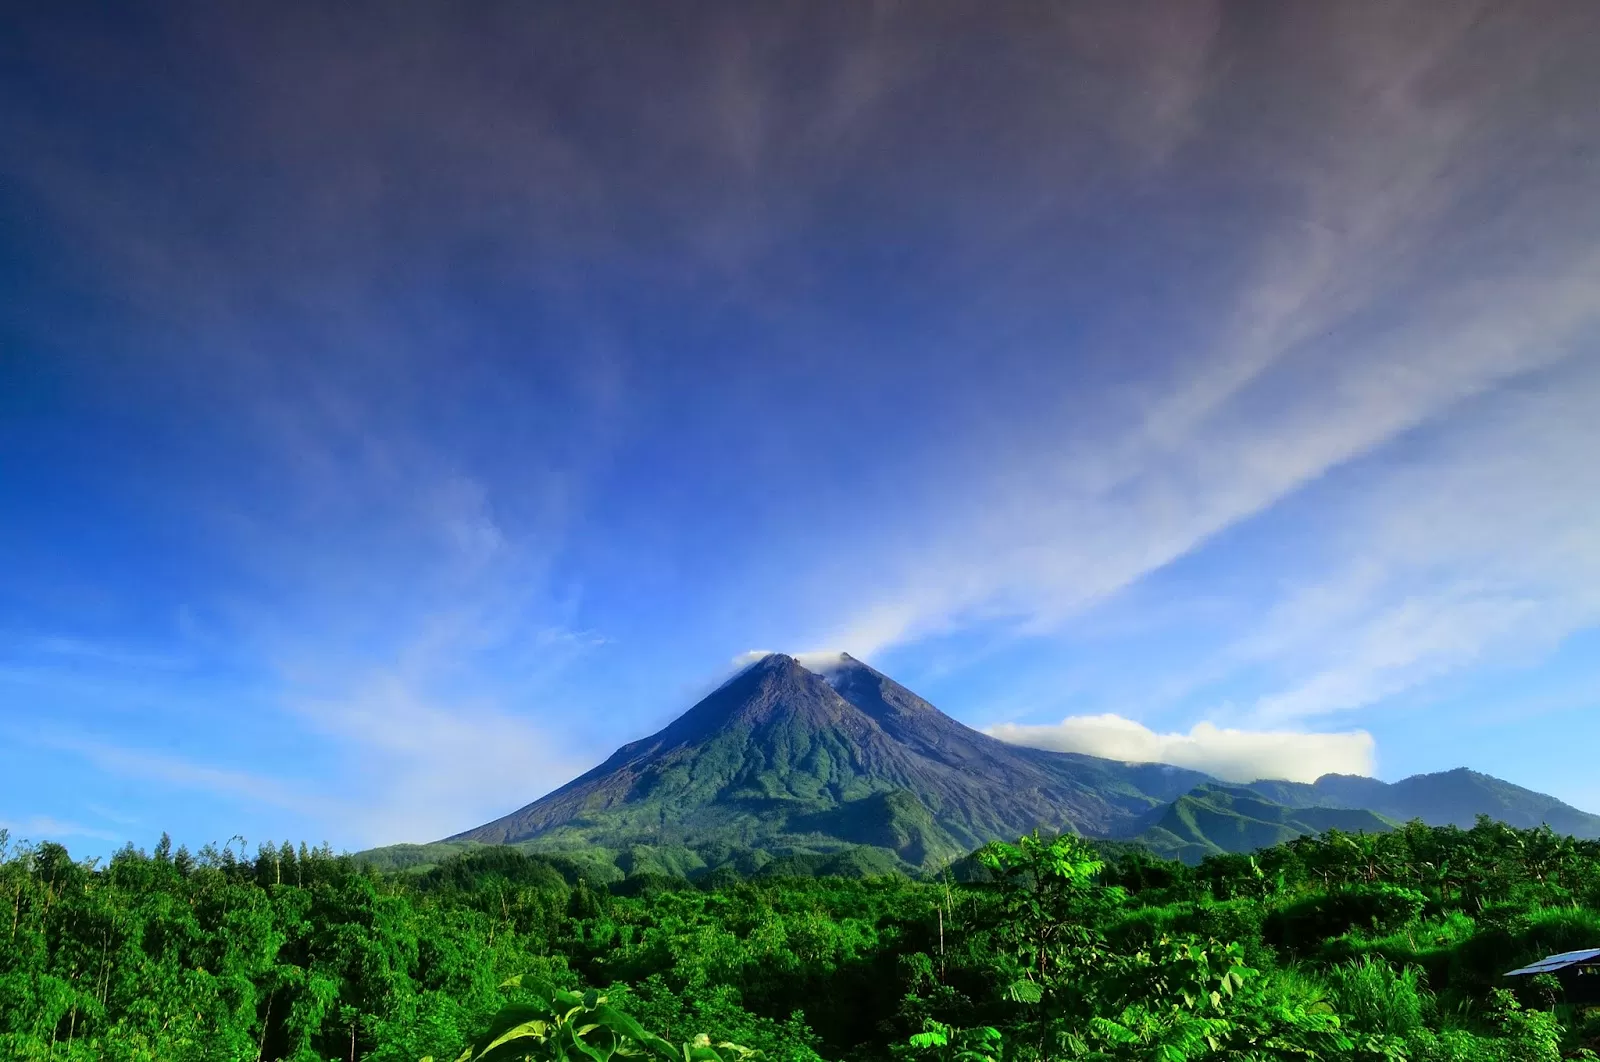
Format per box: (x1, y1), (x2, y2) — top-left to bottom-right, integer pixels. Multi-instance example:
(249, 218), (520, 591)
(477, 1020), (556, 1061)
(590, 1004), (655, 1045)
(470, 1005), (557, 1054)
(1006, 980), (1043, 1004)
(566, 1024), (612, 1062)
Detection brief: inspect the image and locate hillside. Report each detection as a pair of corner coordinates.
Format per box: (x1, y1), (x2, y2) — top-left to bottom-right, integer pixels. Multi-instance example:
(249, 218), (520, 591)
(1123, 783), (1397, 863)
(448, 652), (1208, 867)
(1126, 770), (1600, 863)
(1243, 769), (1600, 838)
(1315, 769), (1600, 836)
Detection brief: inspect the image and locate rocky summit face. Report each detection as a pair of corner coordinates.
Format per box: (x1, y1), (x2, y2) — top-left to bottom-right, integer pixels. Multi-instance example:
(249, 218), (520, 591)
(448, 652), (1208, 866)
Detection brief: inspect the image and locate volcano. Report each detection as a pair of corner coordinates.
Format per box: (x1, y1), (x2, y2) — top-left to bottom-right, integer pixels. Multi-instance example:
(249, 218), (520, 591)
(450, 652), (1208, 866)
(415, 653), (1600, 874)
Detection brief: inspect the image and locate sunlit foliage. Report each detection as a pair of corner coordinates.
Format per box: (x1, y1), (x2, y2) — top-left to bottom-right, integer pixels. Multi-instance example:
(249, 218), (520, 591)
(2, 817), (1600, 1060)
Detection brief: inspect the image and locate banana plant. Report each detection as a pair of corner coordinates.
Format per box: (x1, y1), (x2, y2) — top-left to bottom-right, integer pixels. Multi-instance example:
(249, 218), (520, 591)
(424, 975), (755, 1062)
(901, 1021), (1003, 1062)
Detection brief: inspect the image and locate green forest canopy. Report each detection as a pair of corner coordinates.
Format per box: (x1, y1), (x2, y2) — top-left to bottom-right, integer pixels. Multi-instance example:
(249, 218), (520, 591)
(4, 817), (1600, 1061)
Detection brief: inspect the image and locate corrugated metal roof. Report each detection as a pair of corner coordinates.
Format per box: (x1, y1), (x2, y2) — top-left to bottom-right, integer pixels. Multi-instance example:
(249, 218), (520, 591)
(1505, 949), (1600, 977)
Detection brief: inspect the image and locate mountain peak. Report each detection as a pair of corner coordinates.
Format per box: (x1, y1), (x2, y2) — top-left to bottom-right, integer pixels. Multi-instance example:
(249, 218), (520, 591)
(731, 651), (850, 677)
(441, 653), (1600, 865)
(448, 652), (1211, 858)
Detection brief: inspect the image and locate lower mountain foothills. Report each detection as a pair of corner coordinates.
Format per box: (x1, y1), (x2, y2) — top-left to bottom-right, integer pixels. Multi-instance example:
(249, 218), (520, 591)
(1122, 784), (1399, 864)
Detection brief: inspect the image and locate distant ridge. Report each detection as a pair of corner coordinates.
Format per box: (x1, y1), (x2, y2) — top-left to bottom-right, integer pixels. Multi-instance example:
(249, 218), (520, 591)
(1124, 783), (1398, 863)
(411, 653), (1600, 874)
(1245, 769), (1600, 838)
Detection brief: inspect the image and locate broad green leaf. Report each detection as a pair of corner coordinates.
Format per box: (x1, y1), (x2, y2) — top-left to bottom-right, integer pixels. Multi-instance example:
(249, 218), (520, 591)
(591, 1004), (655, 1045)
(1006, 980), (1043, 1004)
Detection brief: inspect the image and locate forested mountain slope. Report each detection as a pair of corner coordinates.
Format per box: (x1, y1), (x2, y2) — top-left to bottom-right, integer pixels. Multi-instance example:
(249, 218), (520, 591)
(437, 653), (1600, 870)
(1122, 783), (1397, 863)
(1244, 769), (1600, 838)
(450, 653), (1207, 866)
(1320, 769), (1600, 836)
(1127, 771), (1600, 862)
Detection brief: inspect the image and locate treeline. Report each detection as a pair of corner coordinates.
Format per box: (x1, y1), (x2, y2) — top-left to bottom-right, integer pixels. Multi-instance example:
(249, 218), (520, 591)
(2, 817), (1599, 1060)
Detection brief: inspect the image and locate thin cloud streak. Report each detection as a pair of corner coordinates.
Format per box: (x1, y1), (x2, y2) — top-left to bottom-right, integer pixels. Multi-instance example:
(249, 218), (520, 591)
(24, 636), (190, 671)
(0, 816), (121, 844)
(36, 735), (331, 819)
(806, 8), (1600, 731)
(1248, 360), (1600, 720)
(284, 670), (586, 846)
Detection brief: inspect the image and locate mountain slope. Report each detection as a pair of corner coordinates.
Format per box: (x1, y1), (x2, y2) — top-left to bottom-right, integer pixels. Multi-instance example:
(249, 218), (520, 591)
(449, 653), (1208, 866)
(436, 652), (1600, 873)
(1124, 783), (1397, 863)
(1244, 769), (1600, 838)
(1339, 769), (1600, 836)
(1133, 769), (1600, 863)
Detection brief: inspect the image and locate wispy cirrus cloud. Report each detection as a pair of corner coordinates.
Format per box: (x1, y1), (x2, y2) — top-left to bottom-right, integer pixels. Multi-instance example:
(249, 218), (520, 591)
(286, 677), (583, 845)
(1245, 361), (1600, 721)
(0, 815), (120, 844)
(801, 6), (1600, 722)
(6, 1), (1600, 848)
(33, 734), (329, 818)
(23, 636), (190, 671)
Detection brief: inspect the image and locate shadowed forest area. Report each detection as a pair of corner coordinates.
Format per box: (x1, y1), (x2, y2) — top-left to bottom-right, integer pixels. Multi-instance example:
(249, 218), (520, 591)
(4, 819), (1600, 1061)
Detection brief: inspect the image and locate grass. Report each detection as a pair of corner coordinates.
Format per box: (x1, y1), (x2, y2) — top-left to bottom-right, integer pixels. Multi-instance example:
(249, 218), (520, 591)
(1324, 957), (1430, 1037)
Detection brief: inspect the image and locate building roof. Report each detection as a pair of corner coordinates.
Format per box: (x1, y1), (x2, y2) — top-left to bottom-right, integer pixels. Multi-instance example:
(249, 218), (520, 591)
(1505, 949), (1600, 977)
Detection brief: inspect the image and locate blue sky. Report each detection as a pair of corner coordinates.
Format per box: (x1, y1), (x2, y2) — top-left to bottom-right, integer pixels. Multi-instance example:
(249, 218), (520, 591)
(4, 3), (1600, 857)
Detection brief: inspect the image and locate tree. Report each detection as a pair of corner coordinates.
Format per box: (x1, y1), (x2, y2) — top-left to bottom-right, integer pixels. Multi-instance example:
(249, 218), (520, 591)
(977, 831), (1112, 992)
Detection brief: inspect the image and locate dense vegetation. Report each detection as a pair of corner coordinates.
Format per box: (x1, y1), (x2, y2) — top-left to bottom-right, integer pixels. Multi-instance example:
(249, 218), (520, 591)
(4, 817), (1600, 1061)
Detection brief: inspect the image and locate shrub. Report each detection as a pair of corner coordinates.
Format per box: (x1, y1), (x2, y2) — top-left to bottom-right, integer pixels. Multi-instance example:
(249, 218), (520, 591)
(1265, 885), (1427, 955)
(1324, 957), (1430, 1038)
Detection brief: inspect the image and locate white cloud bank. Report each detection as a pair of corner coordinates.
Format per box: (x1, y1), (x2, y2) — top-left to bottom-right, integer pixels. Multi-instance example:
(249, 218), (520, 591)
(987, 714), (1375, 783)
